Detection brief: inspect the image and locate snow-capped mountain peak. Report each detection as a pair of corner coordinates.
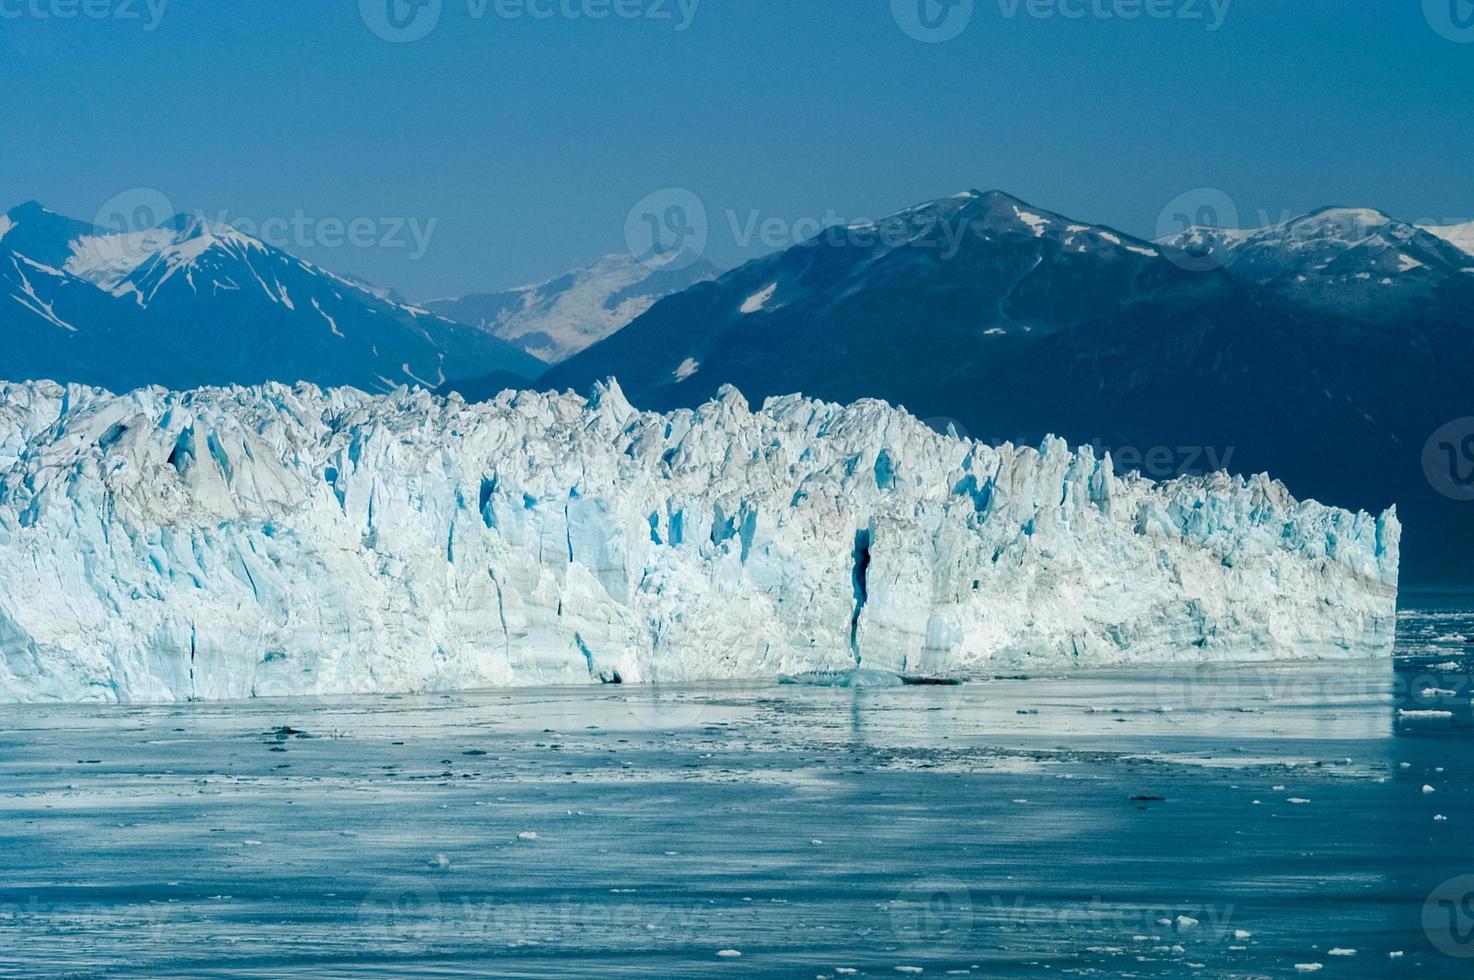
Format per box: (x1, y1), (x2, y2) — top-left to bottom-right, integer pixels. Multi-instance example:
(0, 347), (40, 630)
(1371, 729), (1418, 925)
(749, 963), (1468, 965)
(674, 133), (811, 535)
(1, 201), (99, 269)
(1159, 204), (1474, 305)
(111, 219), (275, 308)
(843, 189), (1162, 261)
(3, 201), (543, 394)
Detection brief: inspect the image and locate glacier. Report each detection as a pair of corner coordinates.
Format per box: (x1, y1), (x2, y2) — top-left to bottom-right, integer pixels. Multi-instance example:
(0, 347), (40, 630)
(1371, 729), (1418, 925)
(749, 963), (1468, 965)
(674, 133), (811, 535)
(0, 379), (1399, 703)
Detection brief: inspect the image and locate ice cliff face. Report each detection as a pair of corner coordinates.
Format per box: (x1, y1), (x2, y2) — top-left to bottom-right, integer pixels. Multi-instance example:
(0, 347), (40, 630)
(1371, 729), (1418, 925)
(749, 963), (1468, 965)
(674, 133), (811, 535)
(0, 379), (1399, 703)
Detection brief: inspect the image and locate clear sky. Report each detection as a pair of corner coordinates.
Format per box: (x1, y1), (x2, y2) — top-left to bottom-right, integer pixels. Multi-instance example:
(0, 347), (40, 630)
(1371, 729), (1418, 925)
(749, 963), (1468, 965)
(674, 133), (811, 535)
(4, 0), (1472, 300)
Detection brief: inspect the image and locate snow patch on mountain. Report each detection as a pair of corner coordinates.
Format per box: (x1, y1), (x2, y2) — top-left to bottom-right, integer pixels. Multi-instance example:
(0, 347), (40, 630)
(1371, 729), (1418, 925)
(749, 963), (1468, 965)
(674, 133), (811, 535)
(740, 283), (777, 314)
(429, 252), (721, 364)
(65, 227), (187, 289)
(0, 379), (1399, 703)
(6, 254), (77, 332)
(1013, 207), (1049, 237)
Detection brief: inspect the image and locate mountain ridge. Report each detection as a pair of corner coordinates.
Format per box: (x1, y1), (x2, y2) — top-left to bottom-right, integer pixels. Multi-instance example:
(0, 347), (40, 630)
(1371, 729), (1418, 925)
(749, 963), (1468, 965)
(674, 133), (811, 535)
(1, 202), (542, 393)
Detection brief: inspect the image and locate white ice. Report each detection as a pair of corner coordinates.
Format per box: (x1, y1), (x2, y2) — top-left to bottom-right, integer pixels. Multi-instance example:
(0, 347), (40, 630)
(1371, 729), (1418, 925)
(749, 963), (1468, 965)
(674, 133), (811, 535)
(0, 379), (1399, 703)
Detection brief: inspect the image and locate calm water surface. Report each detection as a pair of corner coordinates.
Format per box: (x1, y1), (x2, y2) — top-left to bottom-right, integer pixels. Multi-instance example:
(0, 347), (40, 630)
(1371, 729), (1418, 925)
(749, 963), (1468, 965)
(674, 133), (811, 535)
(1, 610), (1471, 978)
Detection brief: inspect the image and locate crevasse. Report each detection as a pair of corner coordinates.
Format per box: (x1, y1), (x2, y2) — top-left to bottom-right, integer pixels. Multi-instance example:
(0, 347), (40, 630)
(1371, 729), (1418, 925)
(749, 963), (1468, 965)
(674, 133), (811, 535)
(0, 378), (1399, 703)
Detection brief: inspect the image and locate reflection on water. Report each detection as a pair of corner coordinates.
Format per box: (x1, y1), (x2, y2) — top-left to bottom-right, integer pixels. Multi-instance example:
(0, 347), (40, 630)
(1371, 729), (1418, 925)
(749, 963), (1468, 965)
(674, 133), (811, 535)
(0, 610), (1469, 977)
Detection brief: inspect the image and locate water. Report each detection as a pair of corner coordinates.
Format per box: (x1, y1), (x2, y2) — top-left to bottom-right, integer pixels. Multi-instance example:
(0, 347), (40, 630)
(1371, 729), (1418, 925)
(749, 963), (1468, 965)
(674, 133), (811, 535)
(1, 611), (1471, 978)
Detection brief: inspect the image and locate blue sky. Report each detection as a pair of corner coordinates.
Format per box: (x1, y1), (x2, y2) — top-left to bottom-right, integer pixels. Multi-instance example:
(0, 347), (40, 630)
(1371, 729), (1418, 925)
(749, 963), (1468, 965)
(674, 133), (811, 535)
(4, 0), (1472, 299)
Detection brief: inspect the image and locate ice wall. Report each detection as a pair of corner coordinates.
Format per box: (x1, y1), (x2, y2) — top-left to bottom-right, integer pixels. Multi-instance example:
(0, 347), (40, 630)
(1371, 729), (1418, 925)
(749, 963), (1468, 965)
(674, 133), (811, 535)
(0, 379), (1399, 702)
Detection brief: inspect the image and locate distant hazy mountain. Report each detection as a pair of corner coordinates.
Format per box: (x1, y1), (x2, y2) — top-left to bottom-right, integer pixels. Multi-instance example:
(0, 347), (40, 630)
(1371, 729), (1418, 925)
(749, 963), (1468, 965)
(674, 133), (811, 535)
(427, 251), (720, 364)
(1160, 206), (1474, 316)
(1421, 220), (1474, 257)
(0, 203), (542, 393)
(522, 190), (1474, 585)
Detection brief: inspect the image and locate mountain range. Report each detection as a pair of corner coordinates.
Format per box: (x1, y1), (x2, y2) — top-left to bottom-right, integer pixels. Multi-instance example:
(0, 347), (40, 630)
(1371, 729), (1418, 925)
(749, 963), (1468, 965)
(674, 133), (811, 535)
(0, 202), (543, 393)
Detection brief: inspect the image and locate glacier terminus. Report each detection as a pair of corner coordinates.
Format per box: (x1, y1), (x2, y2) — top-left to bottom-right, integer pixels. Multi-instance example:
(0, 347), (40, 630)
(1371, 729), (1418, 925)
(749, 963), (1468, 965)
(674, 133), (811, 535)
(0, 379), (1399, 703)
